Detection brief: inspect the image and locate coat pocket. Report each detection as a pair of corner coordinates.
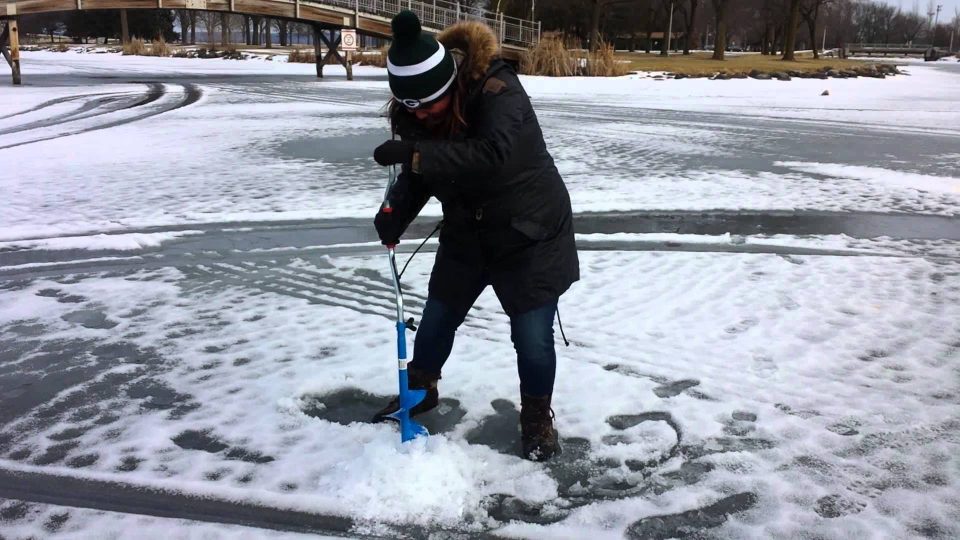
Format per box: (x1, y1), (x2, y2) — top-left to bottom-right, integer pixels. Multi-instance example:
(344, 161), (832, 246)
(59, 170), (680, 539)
(509, 217), (553, 242)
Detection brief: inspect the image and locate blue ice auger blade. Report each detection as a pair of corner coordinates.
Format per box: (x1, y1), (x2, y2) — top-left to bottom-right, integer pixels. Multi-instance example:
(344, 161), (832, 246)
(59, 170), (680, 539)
(385, 323), (429, 441)
(383, 166), (429, 444)
(389, 367), (430, 442)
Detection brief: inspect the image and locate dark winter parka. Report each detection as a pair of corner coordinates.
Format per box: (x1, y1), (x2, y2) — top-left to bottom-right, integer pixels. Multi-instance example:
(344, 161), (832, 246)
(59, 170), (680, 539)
(386, 22), (579, 316)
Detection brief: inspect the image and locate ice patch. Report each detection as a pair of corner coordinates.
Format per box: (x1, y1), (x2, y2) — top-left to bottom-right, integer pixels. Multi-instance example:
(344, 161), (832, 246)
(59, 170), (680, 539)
(0, 231), (202, 251)
(777, 161), (960, 195)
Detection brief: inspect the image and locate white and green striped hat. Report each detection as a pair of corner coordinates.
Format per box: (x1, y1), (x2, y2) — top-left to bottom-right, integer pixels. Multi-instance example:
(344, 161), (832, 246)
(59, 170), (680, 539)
(388, 11), (457, 109)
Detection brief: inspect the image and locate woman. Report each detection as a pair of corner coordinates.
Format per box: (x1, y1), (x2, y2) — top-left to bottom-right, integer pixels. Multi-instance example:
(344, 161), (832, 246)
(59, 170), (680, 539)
(372, 11), (578, 461)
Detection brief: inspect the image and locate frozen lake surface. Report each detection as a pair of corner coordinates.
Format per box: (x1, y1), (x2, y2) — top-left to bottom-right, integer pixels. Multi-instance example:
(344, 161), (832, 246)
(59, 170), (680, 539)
(1, 52), (959, 539)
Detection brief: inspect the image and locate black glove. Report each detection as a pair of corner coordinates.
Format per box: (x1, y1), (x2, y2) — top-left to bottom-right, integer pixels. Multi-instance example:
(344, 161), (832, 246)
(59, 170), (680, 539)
(373, 140), (415, 167)
(374, 207), (404, 246)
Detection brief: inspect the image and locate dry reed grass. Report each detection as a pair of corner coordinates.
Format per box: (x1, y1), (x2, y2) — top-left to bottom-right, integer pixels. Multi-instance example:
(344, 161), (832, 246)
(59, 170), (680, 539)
(288, 48), (317, 63)
(148, 38), (170, 57)
(122, 38), (146, 56)
(359, 46), (388, 67)
(521, 36), (629, 77)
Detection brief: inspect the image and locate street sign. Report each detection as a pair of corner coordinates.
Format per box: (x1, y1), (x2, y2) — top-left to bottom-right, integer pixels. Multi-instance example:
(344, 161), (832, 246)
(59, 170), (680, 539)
(341, 30), (358, 51)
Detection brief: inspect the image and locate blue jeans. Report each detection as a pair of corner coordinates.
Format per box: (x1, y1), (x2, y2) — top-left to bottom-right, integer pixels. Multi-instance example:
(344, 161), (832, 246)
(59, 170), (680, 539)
(410, 296), (558, 397)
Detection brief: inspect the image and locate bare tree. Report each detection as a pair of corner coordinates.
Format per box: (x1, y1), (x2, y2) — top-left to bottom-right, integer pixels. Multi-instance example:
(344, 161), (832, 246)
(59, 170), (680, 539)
(523, 0), (954, 55)
(953, 7), (959, 51)
(897, 9), (927, 43)
(800, 0), (829, 58)
(645, 4), (655, 52)
(676, 0), (701, 54)
(175, 10), (189, 44)
(782, 0), (802, 59)
(590, 0), (637, 51)
(197, 11), (219, 46)
(711, 0), (734, 59)
(277, 20), (289, 47)
(850, 1), (897, 43)
(220, 12), (229, 46)
(660, 0), (672, 55)
(759, 0), (779, 54)
(189, 12), (197, 44)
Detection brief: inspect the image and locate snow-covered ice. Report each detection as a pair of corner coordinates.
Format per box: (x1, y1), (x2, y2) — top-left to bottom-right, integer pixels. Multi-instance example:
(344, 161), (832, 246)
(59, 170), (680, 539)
(2, 51), (959, 241)
(2, 250), (958, 537)
(1, 51), (959, 538)
(0, 498), (334, 540)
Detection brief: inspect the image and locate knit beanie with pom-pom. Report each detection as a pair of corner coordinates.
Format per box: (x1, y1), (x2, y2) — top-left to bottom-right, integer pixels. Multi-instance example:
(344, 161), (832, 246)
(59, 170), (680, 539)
(387, 10), (457, 108)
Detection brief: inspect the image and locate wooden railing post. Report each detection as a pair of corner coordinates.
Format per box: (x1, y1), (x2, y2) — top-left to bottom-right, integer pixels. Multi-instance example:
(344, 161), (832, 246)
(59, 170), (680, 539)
(120, 9), (130, 44)
(6, 16), (21, 85)
(313, 24), (323, 78)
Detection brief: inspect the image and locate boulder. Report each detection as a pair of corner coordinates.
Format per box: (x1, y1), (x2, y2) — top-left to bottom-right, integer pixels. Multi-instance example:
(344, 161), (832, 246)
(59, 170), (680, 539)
(821, 90), (830, 96)
(751, 71), (772, 80)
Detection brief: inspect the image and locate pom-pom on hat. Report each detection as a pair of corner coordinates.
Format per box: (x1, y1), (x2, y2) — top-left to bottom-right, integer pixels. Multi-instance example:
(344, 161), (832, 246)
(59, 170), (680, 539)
(387, 10), (457, 109)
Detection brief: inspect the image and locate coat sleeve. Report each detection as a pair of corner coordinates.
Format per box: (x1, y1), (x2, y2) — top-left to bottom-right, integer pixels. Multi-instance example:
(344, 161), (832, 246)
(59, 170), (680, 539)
(415, 70), (525, 189)
(385, 167), (432, 235)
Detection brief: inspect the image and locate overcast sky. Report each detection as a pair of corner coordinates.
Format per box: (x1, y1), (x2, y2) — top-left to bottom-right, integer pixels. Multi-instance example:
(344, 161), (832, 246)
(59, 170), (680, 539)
(897, 0), (960, 23)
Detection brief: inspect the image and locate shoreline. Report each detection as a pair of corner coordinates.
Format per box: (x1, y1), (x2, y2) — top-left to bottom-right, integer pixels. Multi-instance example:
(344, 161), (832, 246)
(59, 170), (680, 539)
(18, 43), (959, 82)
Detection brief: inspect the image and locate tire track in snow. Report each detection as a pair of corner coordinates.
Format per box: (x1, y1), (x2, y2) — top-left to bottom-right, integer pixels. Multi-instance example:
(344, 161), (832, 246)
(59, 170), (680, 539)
(0, 84), (165, 137)
(181, 263), (414, 323)
(0, 83), (202, 151)
(180, 261), (496, 331)
(0, 467), (365, 538)
(0, 91), (129, 120)
(206, 83), (380, 109)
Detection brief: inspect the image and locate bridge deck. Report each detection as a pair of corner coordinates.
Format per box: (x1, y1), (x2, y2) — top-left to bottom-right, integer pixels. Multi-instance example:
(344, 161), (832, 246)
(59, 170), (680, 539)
(0, 0), (537, 52)
(846, 43), (946, 56)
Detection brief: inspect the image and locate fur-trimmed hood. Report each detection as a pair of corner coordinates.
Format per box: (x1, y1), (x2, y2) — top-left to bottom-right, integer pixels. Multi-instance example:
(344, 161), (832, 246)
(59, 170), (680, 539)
(438, 21), (501, 84)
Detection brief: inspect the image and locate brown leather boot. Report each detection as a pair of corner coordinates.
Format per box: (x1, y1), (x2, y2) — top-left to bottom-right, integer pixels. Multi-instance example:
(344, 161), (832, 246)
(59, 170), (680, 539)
(371, 368), (440, 423)
(520, 394), (561, 461)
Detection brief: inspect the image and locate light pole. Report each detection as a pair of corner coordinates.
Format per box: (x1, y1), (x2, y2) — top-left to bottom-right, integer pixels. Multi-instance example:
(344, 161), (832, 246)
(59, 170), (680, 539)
(933, 4), (942, 47)
(665, 1), (674, 55)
